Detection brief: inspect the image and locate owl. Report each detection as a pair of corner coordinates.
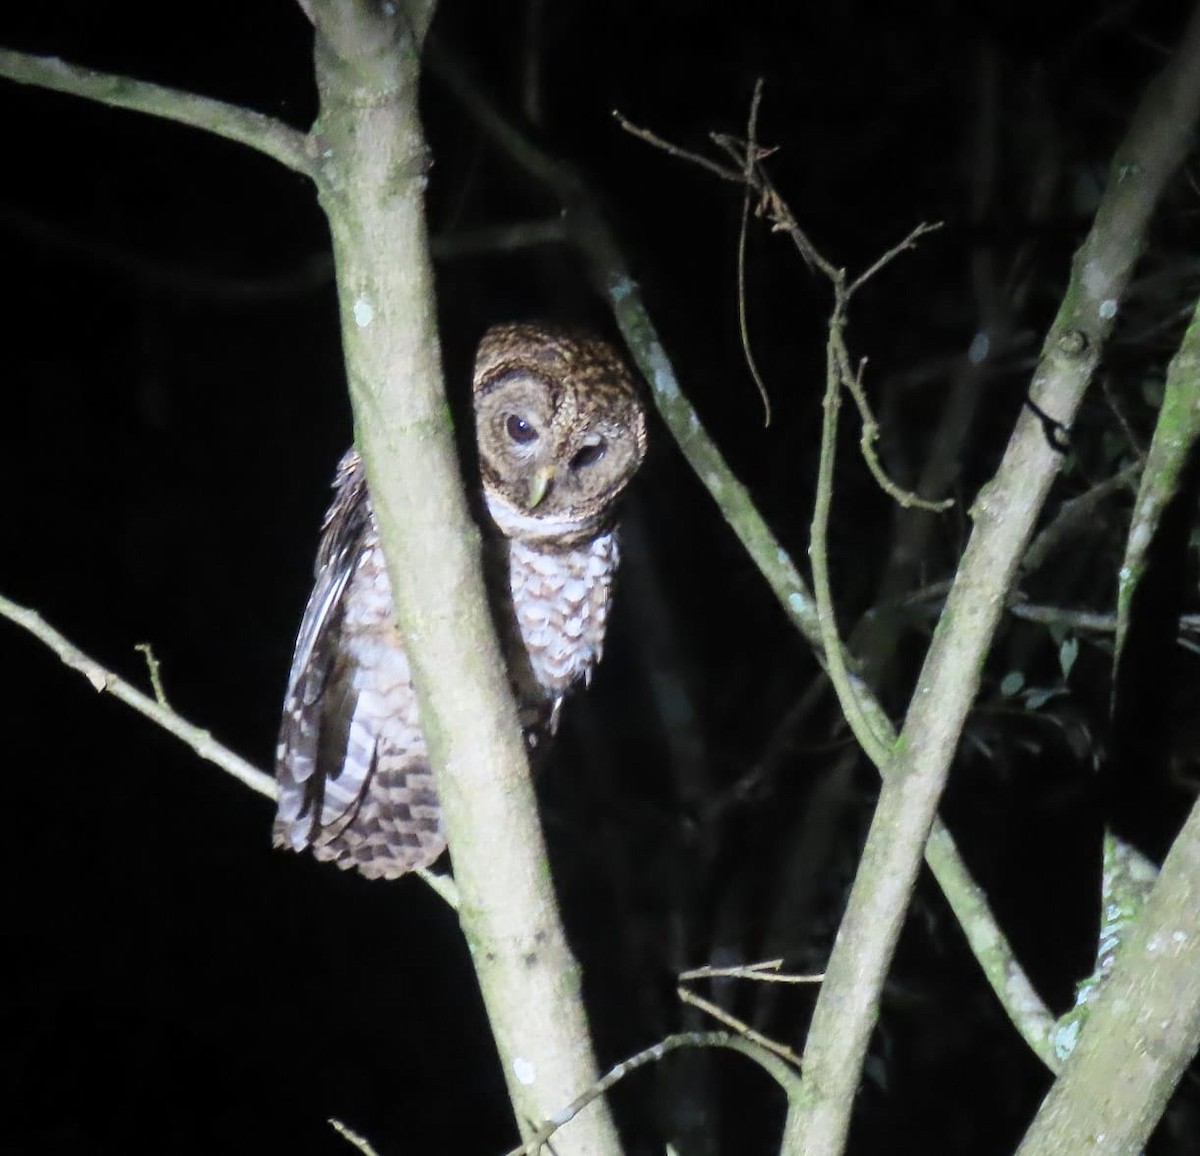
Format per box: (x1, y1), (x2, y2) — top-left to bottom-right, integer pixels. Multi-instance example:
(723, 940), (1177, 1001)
(273, 323), (648, 879)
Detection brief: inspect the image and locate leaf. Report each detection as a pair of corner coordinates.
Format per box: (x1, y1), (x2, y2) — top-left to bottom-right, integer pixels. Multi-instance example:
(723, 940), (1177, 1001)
(1000, 671), (1025, 697)
(1025, 686), (1067, 711)
(1059, 636), (1079, 682)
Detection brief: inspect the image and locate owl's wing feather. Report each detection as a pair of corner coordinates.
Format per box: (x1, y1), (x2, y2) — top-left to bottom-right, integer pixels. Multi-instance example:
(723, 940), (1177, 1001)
(274, 452), (371, 848)
(274, 451), (447, 878)
(286, 451), (369, 708)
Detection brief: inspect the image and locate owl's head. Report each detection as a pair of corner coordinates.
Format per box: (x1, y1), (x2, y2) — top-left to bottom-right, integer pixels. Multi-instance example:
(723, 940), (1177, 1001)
(474, 323), (648, 544)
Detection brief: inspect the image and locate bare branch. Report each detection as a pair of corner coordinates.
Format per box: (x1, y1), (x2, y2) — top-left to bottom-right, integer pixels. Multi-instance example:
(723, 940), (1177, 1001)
(1115, 284), (1200, 663)
(0, 592), (461, 909)
(501, 1031), (801, 1156)
(619, 102), (950, 514)
(735, 78), (773, 426)
(810, 320), (896, 768)
(329, 1118), (381, 1156)
(925, 817), (1060, 1070)
(1021, 462), (1142, 574)
(680, 959), (824, 984)
(0, 592), (276, 800)
(1017, 794), (1200, 1154)
(134, 642), (170, 707)
(1007, 602), (1123, 634)
(677, 984), (804, 1068)
(0, 48), (315, 178)
(845, 221), (943, 298)
(808, 229), (950, 765)
(611, 109), (743, 184)
(431, 217), (569, 259)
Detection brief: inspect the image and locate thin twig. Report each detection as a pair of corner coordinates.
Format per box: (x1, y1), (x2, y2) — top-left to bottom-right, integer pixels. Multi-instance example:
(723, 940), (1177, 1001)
(1021, 462), (1142, 574)
(736, 78), (772, 426)
(1007, 603), (1119, 633)
(677, 985), (803, 1067)
(0, 49), (315, 178)
(431, 217), (569, 259)
(619, 105), (950, 514)
(824, 226), (953, 513)
(611, 110), (743, 184)
(329, 1118), (381, 1156)
(810, 315), (894, 768)
(680, 959), (824, 984)
(805, 229), (948, 764)
(846, 222), (943, 297)
(134, 642), (169, 707)
(1101, 375), (1149, 463)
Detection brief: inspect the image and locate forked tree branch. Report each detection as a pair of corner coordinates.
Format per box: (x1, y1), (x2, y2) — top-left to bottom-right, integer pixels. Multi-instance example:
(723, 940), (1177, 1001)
(1016, 792), (1200, 1154)
(1016, 264), (1200, 1156)
(786, 5), (1200, 1152)
(805, 225), (945, 770)
(426, 39), (1062, 1077)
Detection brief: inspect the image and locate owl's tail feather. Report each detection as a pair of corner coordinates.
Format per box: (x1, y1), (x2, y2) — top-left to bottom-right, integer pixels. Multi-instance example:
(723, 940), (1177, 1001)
(273, 753), (446, 880)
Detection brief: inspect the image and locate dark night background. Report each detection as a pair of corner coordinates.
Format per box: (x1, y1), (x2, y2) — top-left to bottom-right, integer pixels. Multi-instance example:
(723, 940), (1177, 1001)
(4, 2), (1200, 1154)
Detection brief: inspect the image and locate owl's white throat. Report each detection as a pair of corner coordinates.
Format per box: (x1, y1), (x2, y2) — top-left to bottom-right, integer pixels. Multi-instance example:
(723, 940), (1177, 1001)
(485, 489), (605, 543)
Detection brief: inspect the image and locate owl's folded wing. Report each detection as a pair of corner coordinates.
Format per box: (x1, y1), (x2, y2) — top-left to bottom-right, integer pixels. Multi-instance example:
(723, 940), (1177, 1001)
(274, 451), (371, 850)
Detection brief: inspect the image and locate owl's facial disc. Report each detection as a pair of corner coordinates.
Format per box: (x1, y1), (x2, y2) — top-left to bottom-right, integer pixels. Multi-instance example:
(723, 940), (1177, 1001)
(482, 401), (620, 538)
(473, 325), (647, 543)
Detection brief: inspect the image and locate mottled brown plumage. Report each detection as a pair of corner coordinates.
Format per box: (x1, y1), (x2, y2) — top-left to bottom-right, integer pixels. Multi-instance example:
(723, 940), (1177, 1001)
(273, 323), (647, 879)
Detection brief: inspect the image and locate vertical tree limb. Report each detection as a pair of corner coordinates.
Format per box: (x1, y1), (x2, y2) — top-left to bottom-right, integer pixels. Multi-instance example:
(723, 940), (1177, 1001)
(306, 3), (621, 1152)
(1114, 289), (1200, 664)
(1014, 279), (1200, 1155)
(1015, 793), (1200, 1155)
(785, 5), (1200, 1153)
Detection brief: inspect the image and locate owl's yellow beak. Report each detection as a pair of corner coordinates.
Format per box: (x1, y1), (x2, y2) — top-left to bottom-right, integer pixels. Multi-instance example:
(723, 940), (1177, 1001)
(528, 465), (556, 508)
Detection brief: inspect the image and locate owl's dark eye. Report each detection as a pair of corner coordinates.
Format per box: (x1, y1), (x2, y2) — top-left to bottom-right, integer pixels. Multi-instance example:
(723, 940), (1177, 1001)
(571, 441), (606, 469)
(506, 414), (539, 444)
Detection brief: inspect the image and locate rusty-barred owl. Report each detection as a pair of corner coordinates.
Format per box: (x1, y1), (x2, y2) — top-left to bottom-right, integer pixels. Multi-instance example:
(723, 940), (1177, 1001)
(273, 323), (648, 879)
